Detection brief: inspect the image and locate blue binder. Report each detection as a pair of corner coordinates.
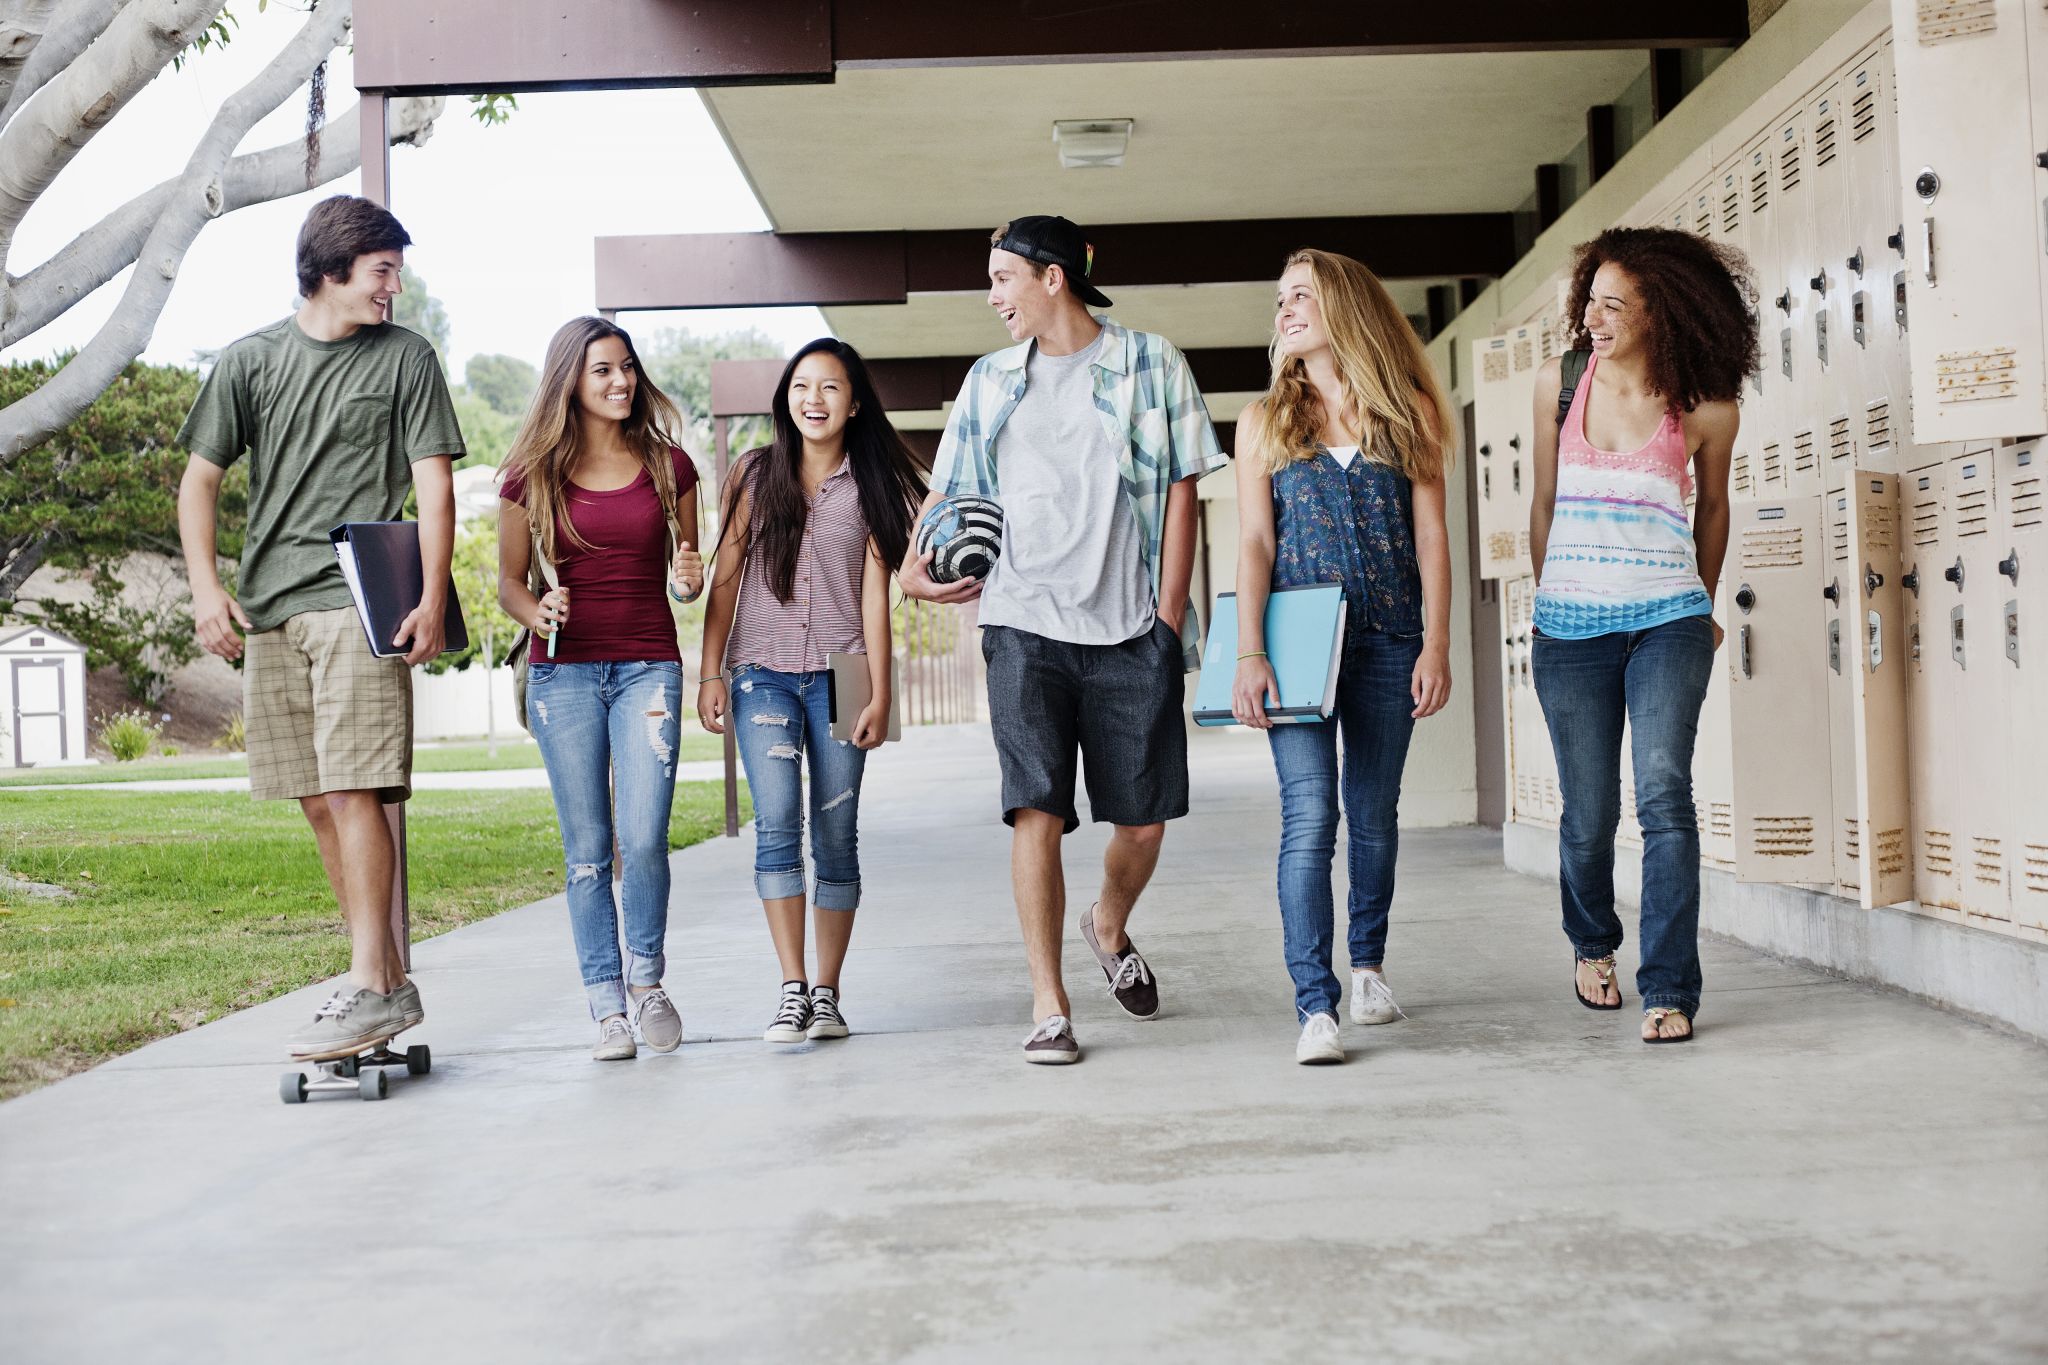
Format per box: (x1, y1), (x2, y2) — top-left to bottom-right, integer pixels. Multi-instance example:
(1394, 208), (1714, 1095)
(1192, 584), (1347, 726)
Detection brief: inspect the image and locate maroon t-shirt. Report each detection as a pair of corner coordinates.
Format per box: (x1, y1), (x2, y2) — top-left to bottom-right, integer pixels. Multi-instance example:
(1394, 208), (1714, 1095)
(502, 448), (699, 663)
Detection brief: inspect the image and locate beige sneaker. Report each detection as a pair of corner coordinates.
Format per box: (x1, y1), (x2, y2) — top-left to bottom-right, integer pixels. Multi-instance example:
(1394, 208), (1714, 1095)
(632, 987), (682, 1053)
(592, 1014), (637, 1061)
(286, 986), (409, 1060)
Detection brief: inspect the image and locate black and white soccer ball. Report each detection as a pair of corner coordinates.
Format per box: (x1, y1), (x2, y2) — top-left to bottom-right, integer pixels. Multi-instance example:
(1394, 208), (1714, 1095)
(915, 495), (1003, 584)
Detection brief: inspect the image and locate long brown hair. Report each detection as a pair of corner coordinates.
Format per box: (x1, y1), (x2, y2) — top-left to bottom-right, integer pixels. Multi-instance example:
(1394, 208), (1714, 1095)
(500, 316), (689, 560)
(1253, 248), (1453, 485)
(1564, 227), (1759, 409)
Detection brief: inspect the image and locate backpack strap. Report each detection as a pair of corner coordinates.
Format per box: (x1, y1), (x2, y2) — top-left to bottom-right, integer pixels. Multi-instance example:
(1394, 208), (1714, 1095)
(1556, 349), (1591, 428)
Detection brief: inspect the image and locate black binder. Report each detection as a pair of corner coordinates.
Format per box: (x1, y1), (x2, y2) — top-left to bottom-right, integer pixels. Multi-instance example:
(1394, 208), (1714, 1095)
(329, 521), (469, 660)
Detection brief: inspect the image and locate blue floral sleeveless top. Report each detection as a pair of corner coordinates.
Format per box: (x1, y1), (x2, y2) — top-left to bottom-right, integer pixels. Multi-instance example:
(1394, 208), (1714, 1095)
(1270, 445), (1424, 641)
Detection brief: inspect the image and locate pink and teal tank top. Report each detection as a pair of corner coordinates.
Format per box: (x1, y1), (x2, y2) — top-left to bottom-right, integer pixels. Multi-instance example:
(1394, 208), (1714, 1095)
(1533, 352), (1712, 639)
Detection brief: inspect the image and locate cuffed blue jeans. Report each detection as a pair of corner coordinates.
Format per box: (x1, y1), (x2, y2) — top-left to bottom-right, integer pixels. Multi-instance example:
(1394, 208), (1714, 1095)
(728, 663), (867, 910)
(1532, 613), (1715, 1017)
(526, 659), (681, 1020)
(1267, 630), (1424, 1022)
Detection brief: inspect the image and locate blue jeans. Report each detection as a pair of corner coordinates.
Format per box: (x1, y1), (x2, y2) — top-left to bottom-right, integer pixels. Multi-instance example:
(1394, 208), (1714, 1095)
(728, 663), (867, 910)
(1532, 614), (1715, 1017)
(526, 659), (682, 1020)
(1267, 631), (1423, 1021)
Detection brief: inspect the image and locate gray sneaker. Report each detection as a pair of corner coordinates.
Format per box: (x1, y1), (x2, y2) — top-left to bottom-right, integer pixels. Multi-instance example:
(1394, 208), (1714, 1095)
(286, 986), (409, 1060)
(632, 987), (682, 1053)
(593, 1014), (637, 1061)
(389, 979), (425, 1031)
(1022, 1014), (1080, 1065)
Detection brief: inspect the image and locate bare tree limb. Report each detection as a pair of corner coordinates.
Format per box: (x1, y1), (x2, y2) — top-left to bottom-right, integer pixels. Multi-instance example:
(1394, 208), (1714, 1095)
(1, 90), (441, 349)
(0, 1), (64, 112)
(0, 0), (129, 131)
(0, 0), (349, 460)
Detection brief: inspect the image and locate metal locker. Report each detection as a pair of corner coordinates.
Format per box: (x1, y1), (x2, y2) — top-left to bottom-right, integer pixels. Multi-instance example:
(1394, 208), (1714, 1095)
(1901, 459), (1965, 917)
(1729, 495), (1839, 885)
(1739, 133), (1787, 493)
(1506, 323), (1540, 578)
(1768, 101), (1822, 474)
(1845, 471), (1915, 908)
(1716, 158), (1761, 499)
(1823, 486), (1863, 894)
(1888, 0), (2048, 442)
(1473, 336), (1515, 579)
(1842, 43), (1910, 464)
(1993, 440), (2047, 933)
(1695, 579), (1740, 870)
(1806, 78), (1860, 492)
(1946, 448), (2014, 923)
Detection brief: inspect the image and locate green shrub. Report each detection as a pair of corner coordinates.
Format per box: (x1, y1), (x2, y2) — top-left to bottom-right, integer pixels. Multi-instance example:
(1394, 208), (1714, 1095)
(213, 711), (246, 752)
(98, 709), (161, 762)
(158, 743), (181, 758)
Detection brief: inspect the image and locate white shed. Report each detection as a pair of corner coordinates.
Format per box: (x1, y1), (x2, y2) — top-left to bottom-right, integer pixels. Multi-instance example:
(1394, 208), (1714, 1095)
(0, 624), (91, 769)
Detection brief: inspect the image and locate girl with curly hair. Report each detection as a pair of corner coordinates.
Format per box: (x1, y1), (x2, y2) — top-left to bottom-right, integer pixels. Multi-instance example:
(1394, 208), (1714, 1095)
(1528, 226), (1758, 1045)
(1232, 248), (1456, 1065)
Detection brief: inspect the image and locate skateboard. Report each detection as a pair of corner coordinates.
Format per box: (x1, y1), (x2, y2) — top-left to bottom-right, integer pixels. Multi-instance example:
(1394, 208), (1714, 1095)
(279, 1029), (430, 1103)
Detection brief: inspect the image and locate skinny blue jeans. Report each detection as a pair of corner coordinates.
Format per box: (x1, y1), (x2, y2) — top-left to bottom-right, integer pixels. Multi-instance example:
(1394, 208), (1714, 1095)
(526, 659), (682, 1020)
(1532, 614), (1715, 1017)
(1267, 630), (1424, 1022)
(728, 663), (867, 910)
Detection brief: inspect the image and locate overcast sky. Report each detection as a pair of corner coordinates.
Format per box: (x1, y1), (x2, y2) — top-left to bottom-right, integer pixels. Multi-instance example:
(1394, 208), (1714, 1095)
(9, 7), (829, 379)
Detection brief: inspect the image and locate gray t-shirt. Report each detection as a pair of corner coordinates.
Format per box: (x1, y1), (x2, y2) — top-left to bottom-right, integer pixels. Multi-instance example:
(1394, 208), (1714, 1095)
(976, 331), (1155, 644)
(179, 317), (465, 631)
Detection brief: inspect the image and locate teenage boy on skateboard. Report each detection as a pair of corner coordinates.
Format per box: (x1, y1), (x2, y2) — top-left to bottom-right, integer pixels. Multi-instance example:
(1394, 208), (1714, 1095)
(901, 216), (1227, 1064)
(178, 195), (465, 1060)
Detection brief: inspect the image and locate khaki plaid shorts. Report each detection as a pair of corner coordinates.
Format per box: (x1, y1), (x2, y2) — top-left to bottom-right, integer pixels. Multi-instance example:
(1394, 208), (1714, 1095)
(244, 605), (413, 802)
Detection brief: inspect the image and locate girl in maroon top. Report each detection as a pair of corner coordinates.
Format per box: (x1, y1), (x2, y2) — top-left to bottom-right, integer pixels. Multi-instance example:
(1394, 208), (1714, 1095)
(498, 316), (704, 1062)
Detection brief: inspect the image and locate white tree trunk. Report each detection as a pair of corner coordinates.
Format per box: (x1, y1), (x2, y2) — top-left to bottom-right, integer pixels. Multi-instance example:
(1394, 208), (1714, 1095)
(0, 0), (350, 460)
(0, 0), (126, 130)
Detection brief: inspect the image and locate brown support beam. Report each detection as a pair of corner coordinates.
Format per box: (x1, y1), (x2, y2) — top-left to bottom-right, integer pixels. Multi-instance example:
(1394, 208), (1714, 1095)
(597, 217), (1513, 313)
(1427, 284), (1458, 336)
(1587, 104), (1618, 182)
(359, 93), (389, 207)
(1535, 164), (1564, 231)
(1652, 49), (1687, 120)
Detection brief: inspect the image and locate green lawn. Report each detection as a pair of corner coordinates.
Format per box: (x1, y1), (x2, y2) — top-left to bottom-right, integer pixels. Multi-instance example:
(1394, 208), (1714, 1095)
(0, 734), (730, 787)
(0, 782), (748, 1099)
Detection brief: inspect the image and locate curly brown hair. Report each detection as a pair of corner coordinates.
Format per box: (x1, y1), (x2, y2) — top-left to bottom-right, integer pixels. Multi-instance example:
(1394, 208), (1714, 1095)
(1563, 226), (1760, 411)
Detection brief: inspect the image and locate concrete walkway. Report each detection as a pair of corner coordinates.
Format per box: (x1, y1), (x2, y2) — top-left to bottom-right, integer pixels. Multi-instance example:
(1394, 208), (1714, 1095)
(2, 725), (2043, 1363)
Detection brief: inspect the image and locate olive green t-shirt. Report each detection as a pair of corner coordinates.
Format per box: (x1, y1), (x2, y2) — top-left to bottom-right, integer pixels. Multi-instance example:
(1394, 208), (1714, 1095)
(178, 317), (465, 631)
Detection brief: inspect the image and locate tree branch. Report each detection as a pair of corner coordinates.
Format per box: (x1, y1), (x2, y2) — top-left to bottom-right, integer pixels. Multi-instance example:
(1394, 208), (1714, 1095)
(0, 0), (349, 461)
(0, 1), (64, 113)
(0, 0), (130, 132)
(1, 89), (441, 350)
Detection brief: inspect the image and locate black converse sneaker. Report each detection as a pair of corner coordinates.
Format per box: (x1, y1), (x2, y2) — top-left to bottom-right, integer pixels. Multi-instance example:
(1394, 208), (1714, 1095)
(807, 985), (849, 1040)
(763, 981), (812, 1043)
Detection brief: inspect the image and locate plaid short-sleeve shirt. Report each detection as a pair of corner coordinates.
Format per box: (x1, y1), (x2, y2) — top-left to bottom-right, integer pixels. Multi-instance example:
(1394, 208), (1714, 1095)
(930, 317), (1229, 670)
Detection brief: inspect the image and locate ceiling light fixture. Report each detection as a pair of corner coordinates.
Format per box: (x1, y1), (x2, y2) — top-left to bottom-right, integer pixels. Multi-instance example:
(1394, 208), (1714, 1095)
(1053, 118), (1134, 169)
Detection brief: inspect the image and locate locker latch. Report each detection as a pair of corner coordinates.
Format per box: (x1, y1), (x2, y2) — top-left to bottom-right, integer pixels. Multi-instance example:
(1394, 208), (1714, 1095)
(1823, 578), (1841, 603)
(1902, 565), (1920, 597)
(1886, 225), (1905, 254)
(1999, 549), (2019, 584)
(1512, 461), (1522, 494)
(1952, 605), (1967, 669)
(1775, 289), (1792, 313)
(2006, 600), (2020, 668)
(1738, 624), (1752, 679)
(1829, 619), (1842, 675)
(1809, 272), (1828, 297)
(1846, 249), (1864, 276)
(1863, 563), (1884, 597)
(1944, 556), (1965, 591)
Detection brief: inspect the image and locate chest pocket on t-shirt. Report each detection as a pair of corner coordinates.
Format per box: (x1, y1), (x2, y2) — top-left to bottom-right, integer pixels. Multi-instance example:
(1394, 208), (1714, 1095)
(339, 391), (393, 455)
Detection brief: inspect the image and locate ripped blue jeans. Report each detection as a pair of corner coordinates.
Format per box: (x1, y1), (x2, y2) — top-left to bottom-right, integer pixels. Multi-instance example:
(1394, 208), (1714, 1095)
(526, 659), (682, 1020)
(727, 663), (866, 909)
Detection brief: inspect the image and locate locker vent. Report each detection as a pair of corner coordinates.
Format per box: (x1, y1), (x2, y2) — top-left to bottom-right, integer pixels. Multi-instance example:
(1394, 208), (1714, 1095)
(1694, 199), (1713, 238)
(1911, 493), (1941, 547)
(1972, 836), (2004, 887)
(1762, 443), (1783, 484)
(1875, 827), (1909, 878)
(1935, 347), (2020, 404)
(1544, 777), (1560, 815)
(1828, 416), (1853, 465)
(1517, 530), (1531, 558)
(1749, 156), (1770, 214)
(1482, 349), (1509, 384)
(1778, 138), (1801, 194)
(1732, 450), (1752, 494)
(1740, 524), (1804, 569)
(1955, 480), (1991, 538)
(1512, 336), (1535, 372)
(1721, 183), (1740, 235)
(2024, 845), (2048, 896)
(1866, 400), (1891, 449)
(1866, 501), (1897, 551)
(1710, 803), (1734, 839)
(1831, 505), (1850, 563)
(1850, 86), (1878, 141)
(1486, 531), (1519, 562)
(1844, 819), (1860, 865)
(1794, 431), (1817, 479)
(1915, 0), (1997, 44)
(1813, 115), (1837, 168)
(1540, 327), (1556, 362)
(1750, 816), (1816, 859)
(1924, 829), (1954, 879)
(2010, 474), (2043, 529)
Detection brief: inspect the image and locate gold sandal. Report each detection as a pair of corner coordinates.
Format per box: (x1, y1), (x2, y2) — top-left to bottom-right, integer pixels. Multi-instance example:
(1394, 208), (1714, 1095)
(1642, 1007), (1694, 1044)
(1574, 955), (1622, 1011)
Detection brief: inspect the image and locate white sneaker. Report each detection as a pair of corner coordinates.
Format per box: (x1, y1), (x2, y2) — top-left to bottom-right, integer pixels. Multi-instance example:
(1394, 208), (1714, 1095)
(592, 1014), (637, 1061)
(1351, 969), (1404, 1026)
(1295, 1012), (1344, 1065)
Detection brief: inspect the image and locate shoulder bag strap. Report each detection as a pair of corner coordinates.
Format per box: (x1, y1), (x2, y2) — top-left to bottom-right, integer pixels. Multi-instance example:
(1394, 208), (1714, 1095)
(1556, 348), (1592, 428)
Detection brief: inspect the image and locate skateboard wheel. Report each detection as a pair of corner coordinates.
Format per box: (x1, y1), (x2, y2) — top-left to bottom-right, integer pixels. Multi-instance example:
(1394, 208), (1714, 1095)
(359, 1069), (387, 1101)
(280, 1073), (308, 1104)
(405, 1044), (431, 1076)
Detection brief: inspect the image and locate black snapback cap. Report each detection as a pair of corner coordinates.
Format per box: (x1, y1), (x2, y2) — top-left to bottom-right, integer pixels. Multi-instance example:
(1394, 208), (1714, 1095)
(991, 215), (1112, 308)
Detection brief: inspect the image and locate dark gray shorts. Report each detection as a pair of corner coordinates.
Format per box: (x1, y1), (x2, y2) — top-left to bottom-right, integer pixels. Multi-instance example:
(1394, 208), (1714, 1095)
(981, 619), (1189, 833)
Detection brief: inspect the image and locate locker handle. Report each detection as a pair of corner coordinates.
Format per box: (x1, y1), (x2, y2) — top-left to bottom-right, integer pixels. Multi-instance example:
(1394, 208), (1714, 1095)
(1847, 249), (1863, 276)
(1921, 217), (1936, 285)
(1735, 583), (1755, 614)
(1738, 624), (1752, 679)
(1508, 435), (1521, 451)
(1775, 289), (1792, 314)
(1945, 556), (1965, 590)
(1822, 578), (1841, 603)
(2000, 549), (2020, 584)
(1863, 564), (1884, 597)
(1809, 272), (1827, 296)
(1903, 566), (1920, 597)
(1886, 224), (1905, 254)
(1479, 442), (1492, 457)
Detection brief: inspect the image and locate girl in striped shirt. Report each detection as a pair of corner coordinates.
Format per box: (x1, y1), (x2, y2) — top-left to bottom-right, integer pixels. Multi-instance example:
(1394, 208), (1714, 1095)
(696, 339), (924, 1045)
